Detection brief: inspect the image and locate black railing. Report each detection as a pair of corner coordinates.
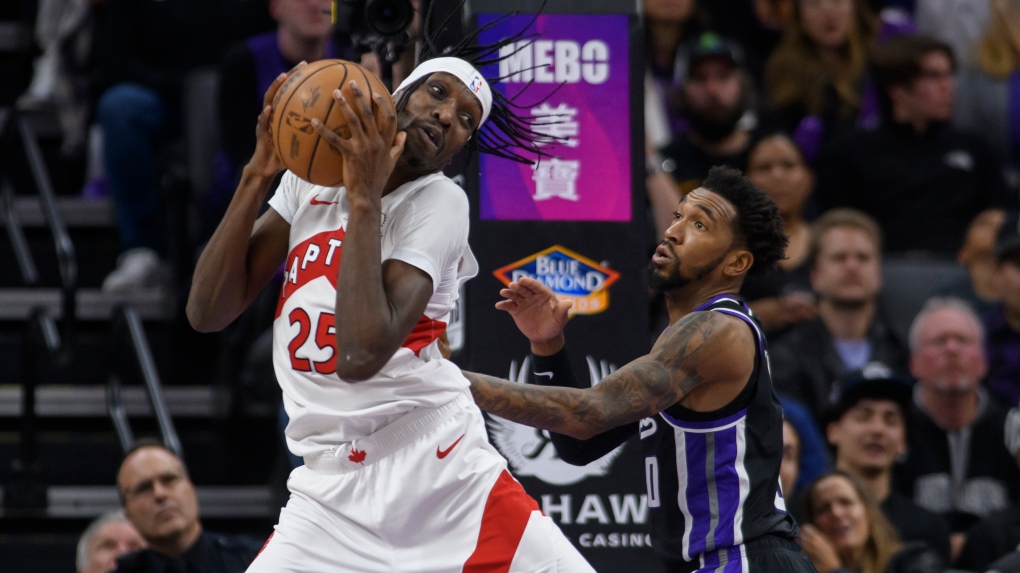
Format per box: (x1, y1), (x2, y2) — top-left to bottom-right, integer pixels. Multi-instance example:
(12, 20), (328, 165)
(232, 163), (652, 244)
(106, 306), (182, 456)
(0, 109), (77, 510)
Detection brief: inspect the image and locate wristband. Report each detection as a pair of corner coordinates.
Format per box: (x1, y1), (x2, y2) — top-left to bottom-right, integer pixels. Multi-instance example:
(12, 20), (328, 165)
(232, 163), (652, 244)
(531, 346), (582, 388)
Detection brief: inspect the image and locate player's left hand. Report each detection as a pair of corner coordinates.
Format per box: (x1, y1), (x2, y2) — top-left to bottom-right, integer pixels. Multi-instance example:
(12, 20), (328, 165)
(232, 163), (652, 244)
(496, 277), (572, 352)
(311, 80), (405, 203)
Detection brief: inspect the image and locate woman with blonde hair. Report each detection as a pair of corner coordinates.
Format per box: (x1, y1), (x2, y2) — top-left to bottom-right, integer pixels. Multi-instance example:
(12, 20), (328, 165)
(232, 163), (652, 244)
(800, 472), (944, 573)
(764, 0), (877, 159)
(955, 0), (1020, 177)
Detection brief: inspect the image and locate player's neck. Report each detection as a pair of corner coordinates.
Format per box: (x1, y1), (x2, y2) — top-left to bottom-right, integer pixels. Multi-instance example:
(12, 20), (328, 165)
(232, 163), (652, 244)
(663, 284), (739, 324)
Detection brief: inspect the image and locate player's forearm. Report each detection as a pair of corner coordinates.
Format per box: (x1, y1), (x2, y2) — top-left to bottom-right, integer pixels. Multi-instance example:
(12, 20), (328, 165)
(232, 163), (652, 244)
(333, 197), (394, 380)
(464, 371), (612, 440)
(187, 166), (277, 331)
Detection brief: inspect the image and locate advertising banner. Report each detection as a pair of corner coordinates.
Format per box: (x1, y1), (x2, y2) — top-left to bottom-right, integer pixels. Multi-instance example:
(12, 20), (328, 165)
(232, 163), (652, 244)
(457, 1), (657, 570)
(476, 13), (631, 222)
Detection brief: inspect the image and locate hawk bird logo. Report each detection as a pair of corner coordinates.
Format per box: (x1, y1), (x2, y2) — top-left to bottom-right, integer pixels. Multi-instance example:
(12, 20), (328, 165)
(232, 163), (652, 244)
(486, 355), (626, 486)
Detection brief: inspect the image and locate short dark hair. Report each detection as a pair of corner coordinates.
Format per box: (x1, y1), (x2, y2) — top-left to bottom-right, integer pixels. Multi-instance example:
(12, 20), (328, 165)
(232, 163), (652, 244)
(116, 437), (188, 499)
(700, 166), (787, 276)
(872, 34), (956, 120)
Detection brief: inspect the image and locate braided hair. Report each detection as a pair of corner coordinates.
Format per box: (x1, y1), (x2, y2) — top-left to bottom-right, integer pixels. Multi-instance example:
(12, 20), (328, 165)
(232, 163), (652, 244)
(392, 0), (558, 165)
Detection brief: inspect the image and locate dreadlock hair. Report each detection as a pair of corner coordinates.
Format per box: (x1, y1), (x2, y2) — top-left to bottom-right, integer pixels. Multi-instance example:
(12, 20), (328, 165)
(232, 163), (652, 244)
(392, 0), (557, 165)
(700, 166), (787, 276)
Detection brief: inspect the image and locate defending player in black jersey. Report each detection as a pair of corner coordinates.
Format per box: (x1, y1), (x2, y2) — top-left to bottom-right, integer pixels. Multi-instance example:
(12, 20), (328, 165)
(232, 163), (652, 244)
(464, 166), (813, 573)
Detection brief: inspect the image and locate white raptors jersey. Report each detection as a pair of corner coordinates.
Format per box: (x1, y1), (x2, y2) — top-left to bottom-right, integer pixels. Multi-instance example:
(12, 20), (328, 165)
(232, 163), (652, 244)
(267, 171), (478, 457)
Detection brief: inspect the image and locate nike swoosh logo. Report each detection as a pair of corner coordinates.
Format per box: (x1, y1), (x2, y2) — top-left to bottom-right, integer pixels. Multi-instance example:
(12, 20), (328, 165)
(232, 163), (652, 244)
(310, 194), (338, 206)
(436, 434), (465, 459)
(534, 371), (554, 380)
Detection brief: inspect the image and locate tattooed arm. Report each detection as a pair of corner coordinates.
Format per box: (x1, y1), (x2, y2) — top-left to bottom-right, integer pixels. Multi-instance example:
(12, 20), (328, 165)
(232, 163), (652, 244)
(466, 310), (754, 440)
(528, 347), (638, 465)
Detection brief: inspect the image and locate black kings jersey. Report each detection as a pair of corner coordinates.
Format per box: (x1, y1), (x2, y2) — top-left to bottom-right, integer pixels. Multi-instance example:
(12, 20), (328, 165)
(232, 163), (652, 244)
(641, 295), (799, 572)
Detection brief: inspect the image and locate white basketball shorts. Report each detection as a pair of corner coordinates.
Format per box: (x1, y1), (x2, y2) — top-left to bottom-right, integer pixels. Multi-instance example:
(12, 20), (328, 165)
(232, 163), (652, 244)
(246, 392), (594, 573)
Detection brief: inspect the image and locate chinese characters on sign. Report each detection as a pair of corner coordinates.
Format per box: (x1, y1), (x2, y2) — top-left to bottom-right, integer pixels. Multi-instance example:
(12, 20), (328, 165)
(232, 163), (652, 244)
(478, 14), (631, 221)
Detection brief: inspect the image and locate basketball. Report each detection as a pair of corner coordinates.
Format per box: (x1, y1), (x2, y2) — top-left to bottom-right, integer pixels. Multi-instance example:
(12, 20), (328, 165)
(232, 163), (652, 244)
(271, 59), (397, 187)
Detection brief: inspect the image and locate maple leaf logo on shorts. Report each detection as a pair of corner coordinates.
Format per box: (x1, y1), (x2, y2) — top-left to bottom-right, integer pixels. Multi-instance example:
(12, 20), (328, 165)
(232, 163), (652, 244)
(348, 448), (366, 464)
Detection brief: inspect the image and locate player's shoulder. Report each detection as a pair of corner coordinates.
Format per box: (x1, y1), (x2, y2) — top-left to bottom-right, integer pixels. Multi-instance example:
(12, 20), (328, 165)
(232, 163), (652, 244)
(409, 173), (469, 210)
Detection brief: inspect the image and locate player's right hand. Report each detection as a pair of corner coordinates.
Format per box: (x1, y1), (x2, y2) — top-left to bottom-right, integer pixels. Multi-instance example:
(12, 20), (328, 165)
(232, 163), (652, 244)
(248, 63), (305, 178)
(496, 277), (573, 349)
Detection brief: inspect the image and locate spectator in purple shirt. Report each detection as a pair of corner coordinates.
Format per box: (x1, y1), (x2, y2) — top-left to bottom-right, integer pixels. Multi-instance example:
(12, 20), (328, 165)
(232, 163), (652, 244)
(983, 210), (1020, 407)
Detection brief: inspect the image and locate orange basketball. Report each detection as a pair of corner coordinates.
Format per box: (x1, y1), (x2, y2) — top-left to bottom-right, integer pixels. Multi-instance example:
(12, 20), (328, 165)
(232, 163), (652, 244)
(271, 59), (397, 187)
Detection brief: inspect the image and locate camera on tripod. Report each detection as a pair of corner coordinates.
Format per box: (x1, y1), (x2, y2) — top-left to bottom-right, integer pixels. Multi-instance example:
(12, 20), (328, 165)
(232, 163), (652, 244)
(334, 0), (416, 61)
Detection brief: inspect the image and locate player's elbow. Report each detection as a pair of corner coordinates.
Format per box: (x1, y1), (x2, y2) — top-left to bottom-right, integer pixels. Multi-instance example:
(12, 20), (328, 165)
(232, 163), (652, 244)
(564, 423), (600, 441)
(334, 350), (384, 382)
(186, 301), (224, 333)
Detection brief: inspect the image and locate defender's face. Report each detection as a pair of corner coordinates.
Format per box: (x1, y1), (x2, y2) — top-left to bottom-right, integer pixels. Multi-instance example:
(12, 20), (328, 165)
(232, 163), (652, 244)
(648, 189), (738, 292)
(397, 72), (483, 175)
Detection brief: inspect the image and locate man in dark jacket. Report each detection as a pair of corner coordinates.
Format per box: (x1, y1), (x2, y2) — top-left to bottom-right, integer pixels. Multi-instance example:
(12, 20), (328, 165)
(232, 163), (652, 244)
(114, 440), (263, 572)
(814, 34), (1016, 258)
(769, 208), (909, 423)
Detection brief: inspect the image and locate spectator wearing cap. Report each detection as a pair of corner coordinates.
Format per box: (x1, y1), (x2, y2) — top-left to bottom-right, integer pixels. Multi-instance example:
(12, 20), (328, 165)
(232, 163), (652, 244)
(825, 368), (951, 563)
(955, 407), (1020, 572)
(646, 31), (759, 240)
(114, 439), (263, 573)
(769, 208), (909, 423)
(77, 511), (146, 573)
(654, 31), (756, 189)
(982, 210), (1020, 407)
(815, 34), (1016, 257)
(642, 0), (708, 153)
(894, 296), (1020, 560)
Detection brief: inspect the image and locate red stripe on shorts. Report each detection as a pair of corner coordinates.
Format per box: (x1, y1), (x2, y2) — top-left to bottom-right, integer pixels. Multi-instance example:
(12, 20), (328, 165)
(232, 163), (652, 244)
(462, 469), (540, 573)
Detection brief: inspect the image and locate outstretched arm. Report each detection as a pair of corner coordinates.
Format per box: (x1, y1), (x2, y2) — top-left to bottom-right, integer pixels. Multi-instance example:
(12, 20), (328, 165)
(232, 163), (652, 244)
(466, 309), (752, 439)
(527, 348), (638, 465)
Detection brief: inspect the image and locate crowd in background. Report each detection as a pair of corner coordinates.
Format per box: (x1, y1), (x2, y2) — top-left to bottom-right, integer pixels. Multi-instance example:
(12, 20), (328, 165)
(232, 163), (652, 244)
(11, 0), (1020, 572)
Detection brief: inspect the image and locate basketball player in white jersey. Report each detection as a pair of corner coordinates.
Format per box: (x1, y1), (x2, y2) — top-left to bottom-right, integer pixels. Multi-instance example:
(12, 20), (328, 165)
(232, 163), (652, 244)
(185, 19), (593, 573)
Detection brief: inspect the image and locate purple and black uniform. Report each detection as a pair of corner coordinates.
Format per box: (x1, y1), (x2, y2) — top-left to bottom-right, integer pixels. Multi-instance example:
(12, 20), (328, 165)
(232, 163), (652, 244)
(534, 296), (810, 573)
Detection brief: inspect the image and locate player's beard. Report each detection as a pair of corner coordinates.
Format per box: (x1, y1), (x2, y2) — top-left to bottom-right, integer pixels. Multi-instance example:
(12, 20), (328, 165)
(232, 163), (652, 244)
(644, 244), (724, 293)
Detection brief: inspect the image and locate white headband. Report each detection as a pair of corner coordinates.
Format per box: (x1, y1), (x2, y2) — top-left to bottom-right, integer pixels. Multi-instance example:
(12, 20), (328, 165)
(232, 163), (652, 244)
(394, 57), (492, 128)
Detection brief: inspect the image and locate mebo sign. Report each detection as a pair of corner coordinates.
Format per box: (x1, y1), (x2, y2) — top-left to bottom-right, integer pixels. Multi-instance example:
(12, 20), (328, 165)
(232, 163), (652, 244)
(498, 40), (609, 84)
(478, 13), (631, 222)
(492, 245), (620, 315)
